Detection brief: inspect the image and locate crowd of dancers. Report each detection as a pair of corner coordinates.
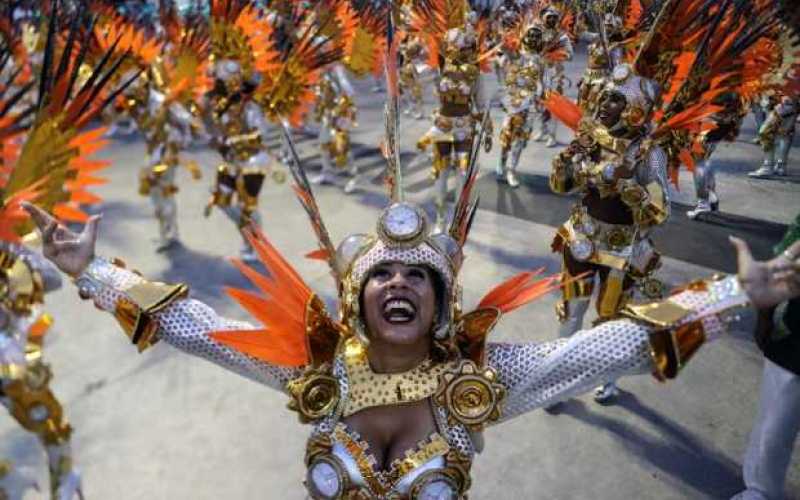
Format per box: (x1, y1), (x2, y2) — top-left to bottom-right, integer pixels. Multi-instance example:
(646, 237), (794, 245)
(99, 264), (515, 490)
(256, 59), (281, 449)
(0, 0), (799, 499)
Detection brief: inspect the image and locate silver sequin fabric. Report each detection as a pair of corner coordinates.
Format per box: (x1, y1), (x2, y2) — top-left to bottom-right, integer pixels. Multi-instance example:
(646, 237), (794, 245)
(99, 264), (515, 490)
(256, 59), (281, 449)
(488, 275), (750, 422)
(85, 258), (300, 393)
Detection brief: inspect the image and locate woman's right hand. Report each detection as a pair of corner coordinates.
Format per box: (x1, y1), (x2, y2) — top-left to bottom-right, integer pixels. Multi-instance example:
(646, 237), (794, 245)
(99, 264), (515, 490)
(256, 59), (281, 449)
(22, 203), (101, 278)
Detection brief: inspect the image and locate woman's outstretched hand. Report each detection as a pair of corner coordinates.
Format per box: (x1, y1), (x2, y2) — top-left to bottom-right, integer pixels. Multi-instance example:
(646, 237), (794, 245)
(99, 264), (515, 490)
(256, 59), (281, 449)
(22, 203), (101, 278)
(731, 236), (800, 309)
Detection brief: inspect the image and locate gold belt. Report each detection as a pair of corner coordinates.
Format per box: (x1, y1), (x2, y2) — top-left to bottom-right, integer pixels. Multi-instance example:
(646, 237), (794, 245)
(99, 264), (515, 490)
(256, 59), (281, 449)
(570, 210), (636, 250)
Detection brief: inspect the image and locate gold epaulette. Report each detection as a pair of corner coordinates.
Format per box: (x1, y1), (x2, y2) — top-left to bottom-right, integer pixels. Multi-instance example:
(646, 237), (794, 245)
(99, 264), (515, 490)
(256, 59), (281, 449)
(113, 281), (189, 352)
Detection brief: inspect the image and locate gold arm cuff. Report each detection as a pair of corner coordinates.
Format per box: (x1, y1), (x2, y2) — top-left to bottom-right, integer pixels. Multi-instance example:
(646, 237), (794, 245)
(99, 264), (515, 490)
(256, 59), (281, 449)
(648, 320), (707, 381)
(113, 281), (189, 352)
(621, 299), (692, 328)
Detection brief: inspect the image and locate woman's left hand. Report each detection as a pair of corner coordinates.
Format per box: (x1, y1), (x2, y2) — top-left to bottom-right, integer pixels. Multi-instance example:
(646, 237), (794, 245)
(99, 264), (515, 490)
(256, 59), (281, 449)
(731, 236), (800, 309)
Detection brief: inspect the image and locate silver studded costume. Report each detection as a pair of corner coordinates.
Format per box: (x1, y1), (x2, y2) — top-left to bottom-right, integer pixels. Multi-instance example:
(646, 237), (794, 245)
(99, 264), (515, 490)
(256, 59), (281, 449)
(495, 27), (546, 188)
(533, 6), (574, 147)
(0, 244), (81, 499)
(310, 66), (359, 189)
(550, 65), (670, 339)
(203, 61), (276, 260)
(124, 75), (201, 249)
(751, 95), (798, 178)
(71, 245), (754, 498)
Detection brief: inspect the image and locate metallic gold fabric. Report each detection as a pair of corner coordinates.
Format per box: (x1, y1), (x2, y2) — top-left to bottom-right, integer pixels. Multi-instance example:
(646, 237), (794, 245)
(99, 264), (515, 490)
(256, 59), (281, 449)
(342, 337), (457, 418)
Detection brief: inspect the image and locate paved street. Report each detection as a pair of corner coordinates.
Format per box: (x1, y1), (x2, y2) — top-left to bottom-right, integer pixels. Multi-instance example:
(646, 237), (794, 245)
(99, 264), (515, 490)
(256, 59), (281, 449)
(1, 46), (799, 499)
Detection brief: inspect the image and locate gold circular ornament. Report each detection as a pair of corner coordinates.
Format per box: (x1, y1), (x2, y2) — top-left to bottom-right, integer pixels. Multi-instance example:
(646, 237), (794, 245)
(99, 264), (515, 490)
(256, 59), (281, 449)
(287, 369), (340, 422)
(620, 182), (647, 207)
(640, 277), (665, 299)
(606, 227), (630, 248)
(272, 169), (287, 184)
(376, 202), (427, 247)
(435, 360), (506, 430)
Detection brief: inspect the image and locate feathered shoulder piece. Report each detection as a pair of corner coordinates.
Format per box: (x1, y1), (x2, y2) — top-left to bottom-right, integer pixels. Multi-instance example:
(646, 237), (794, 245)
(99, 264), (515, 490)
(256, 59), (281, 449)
(457, 270), (562, 364)
(210, 229), (344, 368)
(1, 3), (135, 239)
(629, 0), (788, 182)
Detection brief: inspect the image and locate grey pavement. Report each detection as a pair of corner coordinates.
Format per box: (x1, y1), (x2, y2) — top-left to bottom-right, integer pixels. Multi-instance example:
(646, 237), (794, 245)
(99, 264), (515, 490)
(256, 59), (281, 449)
(1, 46), (799, 499)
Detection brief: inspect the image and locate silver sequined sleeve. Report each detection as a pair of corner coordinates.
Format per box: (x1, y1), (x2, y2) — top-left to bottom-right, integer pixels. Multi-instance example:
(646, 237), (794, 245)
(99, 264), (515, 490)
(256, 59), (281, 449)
(78, 258), (301, 393)
(488, 275), (753, 422)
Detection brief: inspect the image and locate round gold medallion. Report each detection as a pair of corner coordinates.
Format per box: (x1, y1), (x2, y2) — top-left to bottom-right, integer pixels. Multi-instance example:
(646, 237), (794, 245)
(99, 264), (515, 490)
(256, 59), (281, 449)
(435, 360), (506, 430)
(287, 369), (340, 422)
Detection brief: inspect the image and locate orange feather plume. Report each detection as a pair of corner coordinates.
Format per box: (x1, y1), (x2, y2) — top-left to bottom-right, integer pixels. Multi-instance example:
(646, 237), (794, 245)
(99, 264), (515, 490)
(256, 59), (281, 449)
(209, 229), (314, 367)
(478, 268), (562, 314)
(542, 91), (582, 131)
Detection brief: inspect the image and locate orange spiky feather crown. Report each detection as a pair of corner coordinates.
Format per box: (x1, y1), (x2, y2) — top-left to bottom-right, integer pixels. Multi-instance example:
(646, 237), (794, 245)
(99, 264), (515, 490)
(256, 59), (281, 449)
(208, 8), (565, 370)
(407, 0), (497, 71)
(0, 2), (136, 241)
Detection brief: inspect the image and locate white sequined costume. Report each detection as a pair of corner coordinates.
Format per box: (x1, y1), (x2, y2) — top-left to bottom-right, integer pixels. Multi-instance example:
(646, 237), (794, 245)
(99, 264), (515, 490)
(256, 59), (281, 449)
(74, 256), (754, 498)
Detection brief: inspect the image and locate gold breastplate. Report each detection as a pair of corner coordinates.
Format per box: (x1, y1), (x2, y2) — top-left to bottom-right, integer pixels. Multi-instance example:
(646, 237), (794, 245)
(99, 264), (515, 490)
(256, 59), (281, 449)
(439, 62), (478, 107)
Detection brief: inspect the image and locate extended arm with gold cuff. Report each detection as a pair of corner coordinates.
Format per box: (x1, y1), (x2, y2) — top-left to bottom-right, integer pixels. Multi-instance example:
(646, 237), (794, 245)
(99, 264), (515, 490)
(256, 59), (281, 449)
(73, 257), (302, 391)
(490, 274), (755, 421)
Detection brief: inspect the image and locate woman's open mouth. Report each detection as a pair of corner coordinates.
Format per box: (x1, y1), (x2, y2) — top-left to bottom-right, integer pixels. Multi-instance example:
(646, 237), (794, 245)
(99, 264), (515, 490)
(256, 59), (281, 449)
(382, 297), (417, 324)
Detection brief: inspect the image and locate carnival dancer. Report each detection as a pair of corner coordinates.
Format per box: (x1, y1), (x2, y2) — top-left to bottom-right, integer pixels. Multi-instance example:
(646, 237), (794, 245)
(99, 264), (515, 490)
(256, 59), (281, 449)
(398, 34), (427, 120)
(577, 11), (626, 112)
(495, 23), (546, 188)
(201, 2), (285, 261)
(687, 93), (746, 219)
(0, 242), (81, 500)
(543, 0), (783, 402)
(309, 67), (359, 189)
(750, 93), (798, 178)
(531, 3), (574, 148)
(0, 8), (132, 497)
(412, 0), (493, 232)
(91, 10), (208, 250)
(202, 0), (359, 257)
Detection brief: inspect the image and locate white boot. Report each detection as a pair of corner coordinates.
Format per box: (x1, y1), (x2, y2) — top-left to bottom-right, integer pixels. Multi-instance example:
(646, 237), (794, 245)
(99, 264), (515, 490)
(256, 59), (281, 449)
(748, 164), (774, 178)
(310, 168), (337, 185)
(495, 157), (506, 181)
(687, 199), (712, 219)
(505, 169), (520, 188)
(594, 382), (620, 403)
(774, 162), (787, 176)
(310, 149), (338, 185)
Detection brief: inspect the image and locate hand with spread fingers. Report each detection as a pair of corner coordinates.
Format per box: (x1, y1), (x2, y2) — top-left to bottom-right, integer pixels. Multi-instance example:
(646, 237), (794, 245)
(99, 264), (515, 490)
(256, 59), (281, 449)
(21, 203), (101, 278)
(731, 236), (800, 309)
